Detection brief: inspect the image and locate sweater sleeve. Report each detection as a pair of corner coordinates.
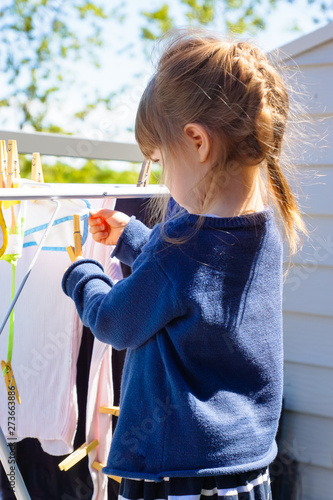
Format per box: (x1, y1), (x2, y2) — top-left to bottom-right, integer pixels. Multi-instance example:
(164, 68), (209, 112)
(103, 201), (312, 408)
(62, 246), (181, 351)
(111, 216), (152, 267)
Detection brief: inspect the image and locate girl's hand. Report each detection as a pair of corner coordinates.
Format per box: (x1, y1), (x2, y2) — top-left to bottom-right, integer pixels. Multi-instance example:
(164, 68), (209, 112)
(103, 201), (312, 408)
(88, 209), (130, 246)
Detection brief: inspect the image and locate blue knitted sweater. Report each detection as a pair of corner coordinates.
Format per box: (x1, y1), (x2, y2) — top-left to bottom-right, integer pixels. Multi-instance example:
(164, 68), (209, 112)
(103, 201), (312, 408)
(62, 209), (283, 480)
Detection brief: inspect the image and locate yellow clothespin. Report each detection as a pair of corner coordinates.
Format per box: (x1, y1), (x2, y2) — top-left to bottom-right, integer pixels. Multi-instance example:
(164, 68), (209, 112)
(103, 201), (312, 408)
(66, 245), (76, 262)
(0, 142), (8, 255)
(0, 141), (7, 188)
(66, 214), (82, 262)
(0, 201), (8, 258)
(58, 439), (99, 471)
(31, 152), (44, 183)
(73, 215), (82, 257)
(2, 140), (7, 176)
(99, 406), (120, 417)
(13, 141), (20, 181)
(6, 140), (14, 188)
(92, 461), (122, 483)
(1, 360), (21, 405)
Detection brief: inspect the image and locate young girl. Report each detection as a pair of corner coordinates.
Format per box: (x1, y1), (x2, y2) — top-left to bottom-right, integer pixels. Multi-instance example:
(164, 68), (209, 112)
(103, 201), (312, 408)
(62, 28), (306, 500)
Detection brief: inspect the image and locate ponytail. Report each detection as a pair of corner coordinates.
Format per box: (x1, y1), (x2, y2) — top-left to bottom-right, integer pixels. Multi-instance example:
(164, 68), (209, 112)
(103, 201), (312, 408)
(256, 82), (308, 255)
(266, 155), (307, 254)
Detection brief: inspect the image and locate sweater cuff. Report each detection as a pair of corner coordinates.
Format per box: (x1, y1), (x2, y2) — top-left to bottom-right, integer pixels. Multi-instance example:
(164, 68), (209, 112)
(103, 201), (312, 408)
(111, 216), (151, 266)
(62, 258), (105, 296)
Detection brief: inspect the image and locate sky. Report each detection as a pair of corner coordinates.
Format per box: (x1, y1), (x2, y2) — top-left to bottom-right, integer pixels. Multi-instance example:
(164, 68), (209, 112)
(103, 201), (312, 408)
(0, 0), (329, 170)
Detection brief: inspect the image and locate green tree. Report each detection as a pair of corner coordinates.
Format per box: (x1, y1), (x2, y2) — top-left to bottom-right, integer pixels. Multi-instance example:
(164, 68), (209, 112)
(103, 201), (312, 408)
(1, 0), (331, 134)
(19, 155), (161, 184)
(0, 0), (123, 132)
(140, 0), (332, 40)
(1, 0), (331, 183)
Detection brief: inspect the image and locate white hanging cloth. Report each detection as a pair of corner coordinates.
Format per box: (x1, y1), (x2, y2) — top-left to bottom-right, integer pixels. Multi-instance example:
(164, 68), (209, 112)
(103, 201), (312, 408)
(0, 193), (93, 455)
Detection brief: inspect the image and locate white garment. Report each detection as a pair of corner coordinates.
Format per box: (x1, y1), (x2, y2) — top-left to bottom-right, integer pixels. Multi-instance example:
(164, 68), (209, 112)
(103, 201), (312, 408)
(23, 198), (90, 251)
(0, 197), (91, 455)
(0, 179), (90, 259)
(0, 247), (81, 455)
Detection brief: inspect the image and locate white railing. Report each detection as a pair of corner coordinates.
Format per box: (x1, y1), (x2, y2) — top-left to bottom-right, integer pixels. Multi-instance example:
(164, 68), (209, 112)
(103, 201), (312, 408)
(0, 130), (169, 199)
(0, 130), (143, 162)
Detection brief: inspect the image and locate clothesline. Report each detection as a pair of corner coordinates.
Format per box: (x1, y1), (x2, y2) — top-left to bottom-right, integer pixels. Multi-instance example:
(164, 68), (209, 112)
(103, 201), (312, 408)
(0, 183), (169, 201)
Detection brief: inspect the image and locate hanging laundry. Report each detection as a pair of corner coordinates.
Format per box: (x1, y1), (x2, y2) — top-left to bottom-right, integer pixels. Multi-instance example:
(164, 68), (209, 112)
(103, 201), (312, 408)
(0, 193), (96, 456)
(0, 197), (26, 265)
(82, 198), (120, 500)
(0, 179), (27, 405)
(0, 247), (82, 454)
(0, 139), (120, 499)
(23, 197), (90, 251)
(0, 201), (8, 258)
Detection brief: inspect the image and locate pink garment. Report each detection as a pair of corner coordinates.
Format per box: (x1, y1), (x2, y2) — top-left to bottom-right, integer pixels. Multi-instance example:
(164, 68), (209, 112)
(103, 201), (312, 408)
(83, 198), (122, 500)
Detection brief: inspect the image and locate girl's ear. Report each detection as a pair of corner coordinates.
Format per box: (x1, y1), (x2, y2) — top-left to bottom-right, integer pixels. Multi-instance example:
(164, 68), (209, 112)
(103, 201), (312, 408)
(184, 123), (211, 163)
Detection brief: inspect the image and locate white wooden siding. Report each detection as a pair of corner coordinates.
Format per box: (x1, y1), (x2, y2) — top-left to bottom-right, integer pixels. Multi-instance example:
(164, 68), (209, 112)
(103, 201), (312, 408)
(283, 312), (333, 367)
(283, 362), (333, 418)
(283, 266), (333, 316)
(288, 214), (333, 267)
(295, 117), (333, 165)
(289, 164), (333, 214)
(287, 64), (333, 114)
(279, 411), (333, 468)
(283, 39), (333, 66)
(276, 25), (333, 500)
(298, 464), (333, 500)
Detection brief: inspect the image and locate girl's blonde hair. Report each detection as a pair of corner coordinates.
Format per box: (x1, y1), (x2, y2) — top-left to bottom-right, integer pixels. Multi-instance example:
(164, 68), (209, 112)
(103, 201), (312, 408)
(135, 28), (307, 254)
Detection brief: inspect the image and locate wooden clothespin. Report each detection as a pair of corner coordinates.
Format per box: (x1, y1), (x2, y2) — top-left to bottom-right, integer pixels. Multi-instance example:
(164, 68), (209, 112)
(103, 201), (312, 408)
(6, 140), (14, 188)
(137, 159), (152, 187)
(1, 360), (21, 405)
(66, 214), (82, 262)
(58, 439), (99, 471)
(73, 215), (82, 257)
(99, 406), (120, 417)
(0, 141), (7, 188)
(92, 461), (121, 483)
(2, 140), (7, 176)
(13, 141), (20, 181)
(31, 152), (44, 183)
(87, 407), (122, 483)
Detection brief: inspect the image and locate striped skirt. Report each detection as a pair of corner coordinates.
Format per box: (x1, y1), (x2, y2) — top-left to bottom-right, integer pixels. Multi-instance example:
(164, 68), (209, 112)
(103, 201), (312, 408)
(118, 467), (271, 500)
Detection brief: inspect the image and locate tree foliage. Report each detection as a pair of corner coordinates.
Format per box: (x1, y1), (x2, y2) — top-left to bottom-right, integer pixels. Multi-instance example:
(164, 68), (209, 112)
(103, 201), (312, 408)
(18, 155), (161, 184)
(140, 0), (332, 40)
(0, 0), (331, 184)
(0, 0), (121, 132)
(1, 0), (331, 134)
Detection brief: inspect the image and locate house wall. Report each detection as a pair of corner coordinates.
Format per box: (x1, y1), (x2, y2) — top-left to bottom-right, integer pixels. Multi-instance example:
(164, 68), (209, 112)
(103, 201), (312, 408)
(277, 35), (333, 500)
